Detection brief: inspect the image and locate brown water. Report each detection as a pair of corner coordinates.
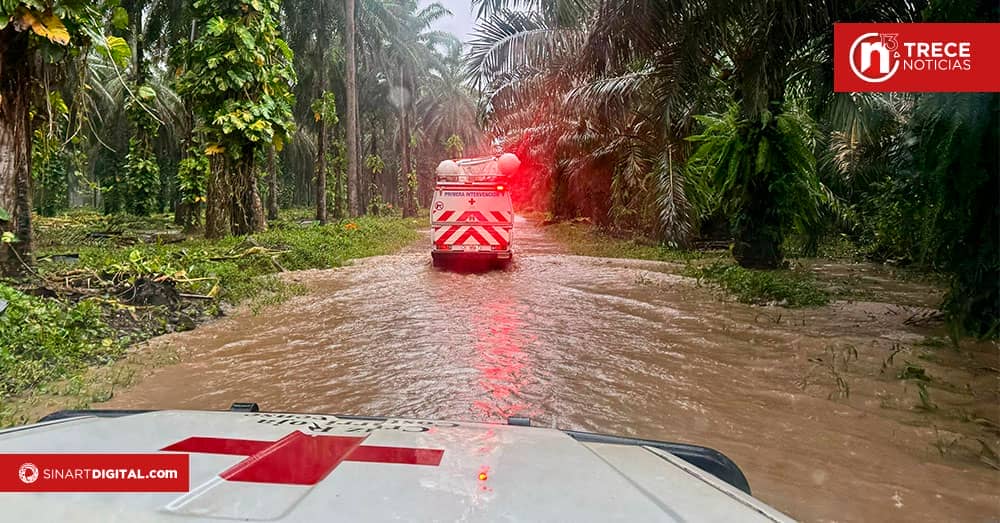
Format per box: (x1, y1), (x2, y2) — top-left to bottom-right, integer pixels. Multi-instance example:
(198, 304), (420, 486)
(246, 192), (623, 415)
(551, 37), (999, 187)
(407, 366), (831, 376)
(103, 218), (1000, 522)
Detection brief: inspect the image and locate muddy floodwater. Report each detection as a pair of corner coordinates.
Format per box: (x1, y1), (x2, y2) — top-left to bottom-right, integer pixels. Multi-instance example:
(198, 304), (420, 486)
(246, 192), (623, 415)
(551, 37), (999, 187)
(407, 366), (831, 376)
(103, 218), (999, 522)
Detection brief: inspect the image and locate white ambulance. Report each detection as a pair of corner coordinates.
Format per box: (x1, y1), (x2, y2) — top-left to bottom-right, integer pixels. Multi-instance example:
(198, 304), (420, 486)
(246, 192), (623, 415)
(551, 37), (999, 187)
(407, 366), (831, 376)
(430, 154), (519, 269)
(0, 406), (795, 521)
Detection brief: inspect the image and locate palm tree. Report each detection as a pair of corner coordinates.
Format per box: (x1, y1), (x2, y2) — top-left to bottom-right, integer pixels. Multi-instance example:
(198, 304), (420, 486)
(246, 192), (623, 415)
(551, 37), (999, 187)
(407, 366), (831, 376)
(377, 1), (454, 217)
(418, 41), (482, 154)
(468, 0), (924, 264)
(344, 0), (361, 216)
(281, 0), (342, 223)
(416, 40), (483, 204)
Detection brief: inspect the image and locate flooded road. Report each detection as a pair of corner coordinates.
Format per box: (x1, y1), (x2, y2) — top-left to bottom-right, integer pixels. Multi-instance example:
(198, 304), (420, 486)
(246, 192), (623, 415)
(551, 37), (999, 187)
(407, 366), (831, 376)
(104, 218), (999, 522)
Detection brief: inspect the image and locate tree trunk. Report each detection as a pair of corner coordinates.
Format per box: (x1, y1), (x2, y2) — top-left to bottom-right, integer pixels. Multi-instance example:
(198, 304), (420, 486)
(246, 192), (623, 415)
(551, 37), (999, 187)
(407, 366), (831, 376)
(176, 20), (198, 229)
(397, 64), (415, 218)
(0, 28), (34, 276)
(129, 0), (145, 84)
(731, 79), (787, 270)
(400, 103), (416, 218)
(334, 127), (344, 219)
(174, 200), (187, 226)
(316, 109), (328, 224)
(344, 0), (360, 216)
(267, 145), (279, 221)
(204, 156), (227, 239)
(229, 151), (265, 236)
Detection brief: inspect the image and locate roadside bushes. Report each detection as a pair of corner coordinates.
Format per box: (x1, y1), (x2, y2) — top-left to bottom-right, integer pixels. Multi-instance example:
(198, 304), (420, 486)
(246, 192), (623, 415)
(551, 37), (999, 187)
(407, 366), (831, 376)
(1, 212), (421, 401)
(686, 262), (830, 307)
(0, 285), (123, 396)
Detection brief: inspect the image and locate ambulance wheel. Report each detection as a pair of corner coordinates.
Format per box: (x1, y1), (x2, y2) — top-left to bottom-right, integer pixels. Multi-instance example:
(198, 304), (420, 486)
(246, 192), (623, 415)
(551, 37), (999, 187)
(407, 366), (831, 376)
(431, 253), (444, 268)
(496, 258), (512, 270)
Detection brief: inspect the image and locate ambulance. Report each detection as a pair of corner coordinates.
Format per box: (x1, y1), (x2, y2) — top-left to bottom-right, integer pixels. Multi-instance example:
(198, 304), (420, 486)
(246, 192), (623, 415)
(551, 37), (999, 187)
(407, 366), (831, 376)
(0, 406), (795, 521)
(430, 154), (519, 269)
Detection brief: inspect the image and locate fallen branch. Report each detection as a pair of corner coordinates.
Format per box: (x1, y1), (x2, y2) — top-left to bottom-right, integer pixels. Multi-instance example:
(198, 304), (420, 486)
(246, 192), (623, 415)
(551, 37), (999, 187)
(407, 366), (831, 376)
(271, 255), (286, 272)
(178, 293), (214, 301)
(209, 246), (290, 261)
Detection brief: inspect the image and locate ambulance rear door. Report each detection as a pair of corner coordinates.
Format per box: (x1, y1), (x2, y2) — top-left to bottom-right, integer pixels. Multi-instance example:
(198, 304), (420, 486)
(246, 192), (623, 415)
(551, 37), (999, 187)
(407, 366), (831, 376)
(431, 184), (513, 255)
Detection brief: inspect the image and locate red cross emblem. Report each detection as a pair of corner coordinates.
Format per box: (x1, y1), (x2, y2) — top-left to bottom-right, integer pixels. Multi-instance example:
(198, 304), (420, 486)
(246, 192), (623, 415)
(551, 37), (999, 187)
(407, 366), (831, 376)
(468, 198), (476, 206)
(161, 431), (444, 485)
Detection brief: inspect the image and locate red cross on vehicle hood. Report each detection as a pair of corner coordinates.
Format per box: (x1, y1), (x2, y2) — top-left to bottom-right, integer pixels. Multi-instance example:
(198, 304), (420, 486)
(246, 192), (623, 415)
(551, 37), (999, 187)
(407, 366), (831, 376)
(0, 410), (793, 522)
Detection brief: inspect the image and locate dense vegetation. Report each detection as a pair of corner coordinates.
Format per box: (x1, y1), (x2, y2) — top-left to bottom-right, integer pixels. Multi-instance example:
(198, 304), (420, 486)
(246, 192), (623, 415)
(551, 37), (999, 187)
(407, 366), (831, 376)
(0, 0), (996, 397)
(0, 0), (480, 268)
(467, 0), (998, 337)
(1, 210), (420, 398)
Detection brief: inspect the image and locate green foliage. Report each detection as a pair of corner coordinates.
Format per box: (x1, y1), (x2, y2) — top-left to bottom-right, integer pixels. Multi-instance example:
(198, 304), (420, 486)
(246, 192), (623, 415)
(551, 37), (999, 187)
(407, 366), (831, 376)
(31, 154), (68, 216)
(686, 261), (830, 307)
(0, 1), (119, 64)
(111, 86), (161, 215)
(7, 211), (419, 407)
(178, 0), (296, 158)
(909, 94), (998, 338)
(364, 155), (389, 215)
(177, 148), (209, 206)
(687, 105), (825, 268)
(109, 5), (128, 30)
(121, 142), (160, 213)
(31, 132), (69, 216)
(546, 221), (704, 263)
(1, 205), (12, 246)
(444, 134), (464, 158)
(31, 91), (74, 216)
(364, 154), (384, 175)
(1, 3), (70, 44)
(310, 91), (338, 125)
(94, 33), (130, 67)
(68, 214), (421, 303)
(0, 284), (124, 397)
(846, 93), (999, 337)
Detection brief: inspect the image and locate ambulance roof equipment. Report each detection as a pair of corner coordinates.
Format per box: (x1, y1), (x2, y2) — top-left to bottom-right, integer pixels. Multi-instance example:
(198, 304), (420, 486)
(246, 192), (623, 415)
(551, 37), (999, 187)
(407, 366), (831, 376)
(436, 154), (520, 184)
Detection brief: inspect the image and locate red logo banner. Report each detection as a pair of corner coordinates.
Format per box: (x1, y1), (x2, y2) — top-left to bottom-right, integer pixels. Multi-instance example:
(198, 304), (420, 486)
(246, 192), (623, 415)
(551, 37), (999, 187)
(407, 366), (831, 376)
(834, 23), (1000, 92)
(0, 454), (189, 492)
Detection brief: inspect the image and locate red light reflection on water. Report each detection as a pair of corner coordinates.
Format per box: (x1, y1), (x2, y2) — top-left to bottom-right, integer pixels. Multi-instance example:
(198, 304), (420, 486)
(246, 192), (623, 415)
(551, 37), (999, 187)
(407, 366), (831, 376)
(470, 298), (537, 421)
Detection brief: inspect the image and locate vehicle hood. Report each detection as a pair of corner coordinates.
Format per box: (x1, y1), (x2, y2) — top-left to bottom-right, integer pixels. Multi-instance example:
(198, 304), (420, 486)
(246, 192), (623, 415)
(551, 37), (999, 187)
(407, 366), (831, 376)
(0, 410), (793, 522)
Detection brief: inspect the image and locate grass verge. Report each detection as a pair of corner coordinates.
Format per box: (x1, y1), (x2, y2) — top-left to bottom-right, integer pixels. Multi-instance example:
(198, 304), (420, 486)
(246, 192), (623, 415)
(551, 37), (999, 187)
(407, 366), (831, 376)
(543, 220), (829, 307)
(543, 221), (706, 262)
(684, 261), (830, 307)
(1, 210), (421, 426)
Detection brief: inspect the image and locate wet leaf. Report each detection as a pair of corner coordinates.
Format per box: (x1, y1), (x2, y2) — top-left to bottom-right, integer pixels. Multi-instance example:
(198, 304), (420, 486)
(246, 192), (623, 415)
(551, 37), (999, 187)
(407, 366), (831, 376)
(0, 206), (9, 221)
(97, 35), (131, 68)
(24, 9), (70, 45)
(111, 7), (129, 30)
(137, 85), (156, 100)
(206, 16), (227, 36)
(205, 143), (226, 156)
(235, 26), (255, 50)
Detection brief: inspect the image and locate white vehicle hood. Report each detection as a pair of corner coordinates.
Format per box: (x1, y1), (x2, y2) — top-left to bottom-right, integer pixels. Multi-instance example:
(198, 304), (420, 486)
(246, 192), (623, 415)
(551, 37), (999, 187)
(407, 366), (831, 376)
(0, 410), (793, 522)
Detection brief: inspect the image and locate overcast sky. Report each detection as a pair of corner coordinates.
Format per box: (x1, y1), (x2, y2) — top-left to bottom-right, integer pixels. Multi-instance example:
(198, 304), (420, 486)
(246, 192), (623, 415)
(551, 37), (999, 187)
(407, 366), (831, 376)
(426, 0), (478, 44)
